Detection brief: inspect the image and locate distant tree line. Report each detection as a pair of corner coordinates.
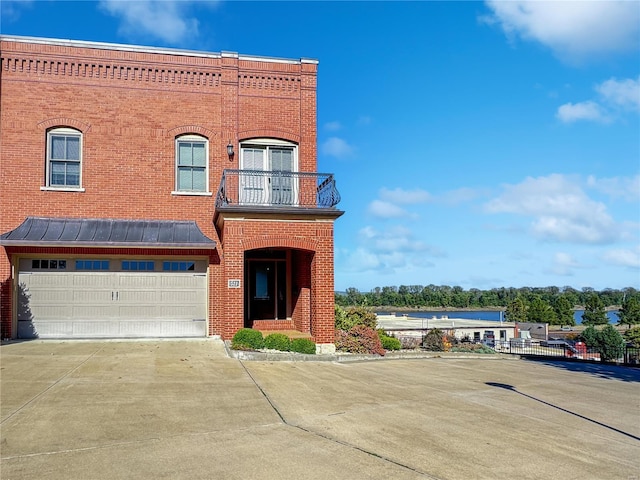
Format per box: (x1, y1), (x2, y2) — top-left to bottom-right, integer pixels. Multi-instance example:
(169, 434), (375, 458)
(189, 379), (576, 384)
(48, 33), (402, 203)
(335, 286), (640, 327)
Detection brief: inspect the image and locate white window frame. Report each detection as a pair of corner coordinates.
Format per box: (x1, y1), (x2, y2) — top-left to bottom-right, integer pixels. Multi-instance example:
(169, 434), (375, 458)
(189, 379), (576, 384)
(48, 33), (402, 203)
(172, 135), (211, 196)
(239, 139), (298, 205)
(42, 127), (84, 192)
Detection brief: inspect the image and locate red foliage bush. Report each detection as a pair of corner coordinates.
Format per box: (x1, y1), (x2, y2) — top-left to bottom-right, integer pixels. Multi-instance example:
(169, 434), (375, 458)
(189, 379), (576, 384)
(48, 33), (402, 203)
(335, 325), (386, 356)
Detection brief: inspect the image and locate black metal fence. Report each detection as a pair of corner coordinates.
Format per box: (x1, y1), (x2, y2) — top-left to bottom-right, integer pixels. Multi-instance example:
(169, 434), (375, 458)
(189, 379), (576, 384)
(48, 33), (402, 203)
(216, 169), (341, 209)
(384, 329), (640, 366)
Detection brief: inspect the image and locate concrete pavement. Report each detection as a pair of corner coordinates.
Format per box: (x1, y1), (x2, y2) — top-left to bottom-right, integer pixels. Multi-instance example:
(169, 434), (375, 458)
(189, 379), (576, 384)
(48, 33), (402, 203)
(1, 339), (639, 479)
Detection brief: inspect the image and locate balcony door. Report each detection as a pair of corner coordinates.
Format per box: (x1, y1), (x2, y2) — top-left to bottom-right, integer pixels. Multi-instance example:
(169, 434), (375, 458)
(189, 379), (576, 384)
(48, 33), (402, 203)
(240, 141), (296, 205)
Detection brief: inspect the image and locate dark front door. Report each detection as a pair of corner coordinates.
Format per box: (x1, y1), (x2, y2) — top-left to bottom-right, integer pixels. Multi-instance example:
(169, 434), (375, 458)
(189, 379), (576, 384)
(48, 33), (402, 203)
(249, 261), (274, 320)
(247, 259), (287, 324)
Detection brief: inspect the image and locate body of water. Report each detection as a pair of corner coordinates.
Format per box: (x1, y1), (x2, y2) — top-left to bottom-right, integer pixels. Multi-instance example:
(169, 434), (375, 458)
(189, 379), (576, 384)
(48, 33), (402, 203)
(380, 310), (619, 324)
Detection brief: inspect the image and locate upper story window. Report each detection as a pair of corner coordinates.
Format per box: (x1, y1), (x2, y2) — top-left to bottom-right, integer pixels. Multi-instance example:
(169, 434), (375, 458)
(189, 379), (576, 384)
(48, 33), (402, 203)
(175, 135), (209, 194)
(46, 128), (82, 189)
(240, 139), (298, 205)
(240, 139), (297, 173)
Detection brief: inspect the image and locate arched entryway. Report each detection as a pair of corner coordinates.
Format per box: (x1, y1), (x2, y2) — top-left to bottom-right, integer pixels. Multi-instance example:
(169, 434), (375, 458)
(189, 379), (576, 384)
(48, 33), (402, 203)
(244, 248), (312, 334)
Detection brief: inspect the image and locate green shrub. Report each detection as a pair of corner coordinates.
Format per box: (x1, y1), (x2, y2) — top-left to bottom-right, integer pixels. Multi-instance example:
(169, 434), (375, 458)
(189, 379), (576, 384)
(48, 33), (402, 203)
(450, 344), (496, 354)
(580, 325), (626, 362)
(598, 324), (625, 362)
(263, 333), (291, 351)
(335, 325), (385, 356)
(423, 328), (445, 351)
(378, 330), (401, 351)
(290, 338), (316, 354)
(231, 328), (264, 350)
(335, 305), (377, 331)
(623, 326), (640, 348)
(399, 336), (422, 349)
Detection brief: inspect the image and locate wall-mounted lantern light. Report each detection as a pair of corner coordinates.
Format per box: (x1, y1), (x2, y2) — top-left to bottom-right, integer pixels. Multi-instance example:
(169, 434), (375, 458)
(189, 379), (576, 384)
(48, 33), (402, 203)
(227, 140), (234, 160)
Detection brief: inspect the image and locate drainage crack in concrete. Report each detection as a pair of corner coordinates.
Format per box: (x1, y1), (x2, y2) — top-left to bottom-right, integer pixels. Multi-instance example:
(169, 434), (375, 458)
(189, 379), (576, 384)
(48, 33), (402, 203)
(1, 344), (108, 426)
(239, 360), (443, 479)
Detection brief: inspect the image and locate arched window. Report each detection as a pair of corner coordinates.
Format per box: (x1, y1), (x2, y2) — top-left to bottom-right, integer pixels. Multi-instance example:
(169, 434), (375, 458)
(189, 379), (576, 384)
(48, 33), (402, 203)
(46, 127), (82, 188)
(174, 135), (209, 194)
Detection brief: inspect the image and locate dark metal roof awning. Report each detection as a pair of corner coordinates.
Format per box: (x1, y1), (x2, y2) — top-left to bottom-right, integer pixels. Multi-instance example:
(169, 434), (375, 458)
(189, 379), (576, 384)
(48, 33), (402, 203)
(0, 217), (216, 249)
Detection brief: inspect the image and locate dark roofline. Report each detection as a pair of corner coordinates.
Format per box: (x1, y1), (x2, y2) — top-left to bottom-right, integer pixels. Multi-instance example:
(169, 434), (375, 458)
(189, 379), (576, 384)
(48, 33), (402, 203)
(0, 217), (216, 250)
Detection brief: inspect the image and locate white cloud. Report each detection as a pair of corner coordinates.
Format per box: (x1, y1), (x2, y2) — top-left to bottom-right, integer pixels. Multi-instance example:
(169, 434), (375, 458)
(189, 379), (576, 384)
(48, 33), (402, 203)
(99, 0), (216, 44)
(484, 174), (619, 244)
(324, 121), (342, 131)
(341, 225), (443, 274)
(483, 0), (640, 61)
(556, 101), (609, 123)
(1, 0), (33, 22)
(379, 187), (431, 205)
(547, 252), (582, 276)
(557, 76), (640, 124)
(439, 187), (483, 205)
(368, 200), (411, 219)
(595, 76), (640, 111)
(587, 174), (640, 202)
(321, 137), (354, 158)
(602, 247), (640, 268)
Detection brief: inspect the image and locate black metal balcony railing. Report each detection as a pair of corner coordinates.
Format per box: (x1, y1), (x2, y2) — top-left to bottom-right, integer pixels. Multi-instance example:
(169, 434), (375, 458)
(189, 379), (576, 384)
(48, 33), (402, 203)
(216, 170), (341, 209)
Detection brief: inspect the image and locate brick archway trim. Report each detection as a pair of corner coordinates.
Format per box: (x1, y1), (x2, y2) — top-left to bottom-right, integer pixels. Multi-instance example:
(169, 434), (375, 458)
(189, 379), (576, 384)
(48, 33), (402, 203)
(239, 129), (300, 144)
(243, 236), (316, 252)
(168, 125), (216, 139)
(38, 117), (91, 132)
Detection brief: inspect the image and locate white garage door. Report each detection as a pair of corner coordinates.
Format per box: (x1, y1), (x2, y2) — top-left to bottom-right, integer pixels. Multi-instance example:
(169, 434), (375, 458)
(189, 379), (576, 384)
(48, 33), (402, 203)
(17, 258), (207, 338)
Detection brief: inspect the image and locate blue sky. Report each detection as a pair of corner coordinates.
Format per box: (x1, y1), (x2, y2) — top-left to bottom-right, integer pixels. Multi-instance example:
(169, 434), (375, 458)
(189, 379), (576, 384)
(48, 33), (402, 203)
(2, 1), (639, 292)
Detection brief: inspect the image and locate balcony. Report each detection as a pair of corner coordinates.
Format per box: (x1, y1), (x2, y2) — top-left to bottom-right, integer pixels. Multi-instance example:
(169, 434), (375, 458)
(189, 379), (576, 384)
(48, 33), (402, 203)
(215, 170), (341, 214)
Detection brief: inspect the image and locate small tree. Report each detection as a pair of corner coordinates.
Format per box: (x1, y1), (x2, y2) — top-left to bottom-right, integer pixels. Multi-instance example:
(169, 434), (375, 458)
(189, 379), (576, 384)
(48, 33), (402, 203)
(598, 325), (625, 362)
(623, 326), (640, 347)
(616, 296), (640, 328)
(527, 296), (557, 324)
(553, 295), (576, 327)
(335, 305), (377, 331)
(505, 296), (528, 323)
(580, 325), (626, 362)
(581, 294), (608, 325)
(580, 325), (599, 348)
(423, 329), (445, 351)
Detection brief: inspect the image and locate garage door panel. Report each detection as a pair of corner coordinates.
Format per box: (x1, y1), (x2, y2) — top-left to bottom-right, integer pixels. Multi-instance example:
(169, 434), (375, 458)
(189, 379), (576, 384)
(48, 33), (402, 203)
(22, 273), (69, 287)
(73, 305), (118, 319)
(26, 289), (75, 304)
(73, 290), (115, 303)
(162, 319), (206, 336)
(28, 322), (74, 338)
(159, 289), (204, 304)
(161, 275), (206, 288)
(117, 305), (161, 318)
(72, 274), (113, 288)
(30, 305), (74, 320)
(117, 290), (159, 303)
(73, 321), (121, 337)
(17, 261), (208, 339)
(116, 275), (159, 288)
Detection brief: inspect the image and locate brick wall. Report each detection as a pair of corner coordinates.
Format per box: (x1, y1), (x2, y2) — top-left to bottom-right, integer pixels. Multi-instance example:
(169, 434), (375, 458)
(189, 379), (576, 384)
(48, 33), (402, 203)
(218, 219), (336, 344)
(0, 37), (336, 342)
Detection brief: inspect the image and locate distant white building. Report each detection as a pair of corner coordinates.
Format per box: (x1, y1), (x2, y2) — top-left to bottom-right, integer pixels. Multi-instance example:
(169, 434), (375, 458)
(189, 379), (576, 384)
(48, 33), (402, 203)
(376, 314), (518, 346)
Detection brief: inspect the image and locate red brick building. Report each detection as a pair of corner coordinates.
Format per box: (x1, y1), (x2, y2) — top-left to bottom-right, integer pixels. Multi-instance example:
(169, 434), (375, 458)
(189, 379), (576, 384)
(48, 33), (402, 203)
(0, 35), (343, 352)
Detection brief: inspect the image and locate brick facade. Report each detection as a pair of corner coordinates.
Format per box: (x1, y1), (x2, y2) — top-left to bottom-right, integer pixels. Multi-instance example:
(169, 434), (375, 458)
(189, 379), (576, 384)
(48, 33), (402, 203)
(0, 36), (342, 346)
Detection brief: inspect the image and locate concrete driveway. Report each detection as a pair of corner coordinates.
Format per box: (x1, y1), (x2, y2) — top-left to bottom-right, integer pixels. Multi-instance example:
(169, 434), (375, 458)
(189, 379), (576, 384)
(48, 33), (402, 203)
(1, 340), (638, 480)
